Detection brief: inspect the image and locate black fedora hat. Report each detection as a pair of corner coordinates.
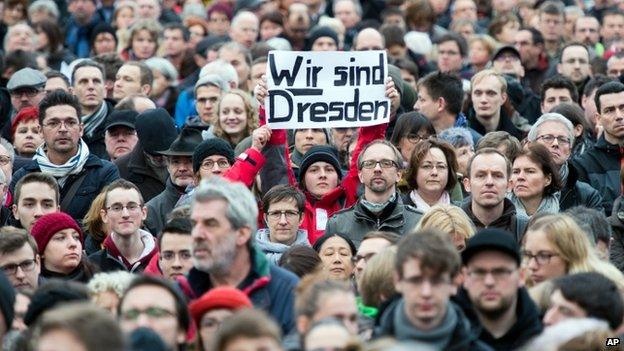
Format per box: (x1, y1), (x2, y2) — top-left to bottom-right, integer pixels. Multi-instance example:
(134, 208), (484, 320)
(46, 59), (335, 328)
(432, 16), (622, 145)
(157, 128), (203, 156)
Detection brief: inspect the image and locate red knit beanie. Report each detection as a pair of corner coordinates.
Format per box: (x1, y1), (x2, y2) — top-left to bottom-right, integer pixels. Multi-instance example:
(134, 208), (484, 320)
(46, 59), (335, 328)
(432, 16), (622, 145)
(30, 212), (83, 254)
(189, 287), (253, 326)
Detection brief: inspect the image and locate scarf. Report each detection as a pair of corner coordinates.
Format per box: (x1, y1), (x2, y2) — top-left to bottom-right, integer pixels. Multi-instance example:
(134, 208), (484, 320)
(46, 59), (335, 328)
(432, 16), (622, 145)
(361, 192), (396, 213)
(409, 190), (450, 212)
(559, 162), (570, 185)
(393, 299), (457, 348)
(34, 139), (90, 187)
(509, 192), (560, 217)
(81, 102), (108, 139)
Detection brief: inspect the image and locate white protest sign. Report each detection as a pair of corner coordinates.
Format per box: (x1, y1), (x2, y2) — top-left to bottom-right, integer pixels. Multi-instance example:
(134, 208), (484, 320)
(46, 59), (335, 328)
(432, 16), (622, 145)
(265, 50), (390, 129)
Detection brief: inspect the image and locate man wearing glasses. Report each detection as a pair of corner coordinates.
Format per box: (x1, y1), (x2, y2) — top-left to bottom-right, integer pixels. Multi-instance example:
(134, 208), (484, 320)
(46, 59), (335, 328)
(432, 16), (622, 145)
(455, 228), (543, 350)
(325, 140), (423, 247)
(6, 67), (46, 116)
(89, 179), (157, 273)
(0, 228), (42, 291)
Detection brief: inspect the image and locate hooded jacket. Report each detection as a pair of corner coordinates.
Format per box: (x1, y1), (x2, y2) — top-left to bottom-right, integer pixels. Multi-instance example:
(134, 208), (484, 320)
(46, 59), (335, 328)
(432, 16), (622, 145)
(572, 135), (622, 215)
(453, 287), (543, 350)
(255, 228), (310, 264)
(88, 229), (158, 273)
(186, 245), (299, 334)
(461, 198), (528, 243)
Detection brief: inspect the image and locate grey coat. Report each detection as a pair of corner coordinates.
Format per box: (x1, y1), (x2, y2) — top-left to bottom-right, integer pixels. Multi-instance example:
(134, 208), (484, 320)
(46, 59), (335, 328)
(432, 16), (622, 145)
(145, 178), (185, 235)
(255, 229), (311, 265)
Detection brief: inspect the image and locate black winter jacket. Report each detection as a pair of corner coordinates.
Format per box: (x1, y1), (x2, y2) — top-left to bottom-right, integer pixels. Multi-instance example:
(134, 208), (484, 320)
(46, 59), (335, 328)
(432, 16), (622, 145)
(559, 162), (603, 211)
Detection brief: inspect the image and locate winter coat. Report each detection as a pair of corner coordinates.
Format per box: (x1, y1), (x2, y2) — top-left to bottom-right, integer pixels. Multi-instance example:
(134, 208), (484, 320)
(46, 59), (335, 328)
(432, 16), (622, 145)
(114, 144), (167, 202)
(572, 135), (622, 215)
(559, 163), (603, 212)
(145, 178), (185, 236)
(255, 229), (311, 265)
(461, 198), (529, 243)
(325, 194), (424, 248)
(10, 153), (120, 222)
(466, 107), (525, 140)
(88, 230), (158, 273)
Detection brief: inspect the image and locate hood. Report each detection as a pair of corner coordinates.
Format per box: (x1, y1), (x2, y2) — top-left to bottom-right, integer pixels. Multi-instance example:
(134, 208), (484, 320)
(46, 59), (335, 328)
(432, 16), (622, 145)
(255, 228), (310, 254)
(103, 229), (158, 271)
(143, 252), (163, 277)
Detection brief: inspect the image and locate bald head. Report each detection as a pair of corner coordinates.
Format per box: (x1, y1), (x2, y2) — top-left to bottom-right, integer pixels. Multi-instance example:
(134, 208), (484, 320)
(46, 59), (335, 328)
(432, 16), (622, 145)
(354, 28), (385, 51)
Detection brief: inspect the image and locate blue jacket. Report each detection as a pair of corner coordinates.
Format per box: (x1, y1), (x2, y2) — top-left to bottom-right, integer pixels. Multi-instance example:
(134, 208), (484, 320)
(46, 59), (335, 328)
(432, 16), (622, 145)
(174, 88), (195, 128)
(10, 153), (120, 221)
(186, 245), (299, 334)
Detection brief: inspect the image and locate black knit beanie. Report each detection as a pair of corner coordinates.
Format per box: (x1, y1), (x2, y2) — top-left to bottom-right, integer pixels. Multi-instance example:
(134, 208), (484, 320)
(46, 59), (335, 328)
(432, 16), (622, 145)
(135, 108), (178, 154)
(90, 22), (118, 47)
(305, 26), (339, 51)
(298, 145), (343, 184)
(192, 137), (236, 173)
(0, 272), (15, 331)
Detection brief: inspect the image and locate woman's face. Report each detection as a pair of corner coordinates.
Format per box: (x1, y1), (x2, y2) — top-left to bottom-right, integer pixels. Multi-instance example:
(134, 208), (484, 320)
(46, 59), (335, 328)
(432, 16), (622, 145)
(36, 30), (49, 51)
(397, 129), (432, 163)
(200, 309), (234, 351)
(218, 93), (248, 138)
(188, 24), (206, 48)
(42, 229), (82, 275)
(3, 4), (24, 26)
(260, 20), (282, 41)
(498, 21), (520, 44)
(131, 29), (157, 60)
(93, 32), (117, 55)
(469, 41), (490, 67)
(208, 11), (230, 36)
(319, 236), (354, 280)
(416, 147), (449, 198)
(311, 291), (358, 335)
(511, 156), (551, 201)
(150, 69), (169, 98)
(455, 144), (473, 176)
(115, 6), (135, 30)
(13, 119), (43, 157)
(522, 229), (567, 285)
(303, 161), (339, 198)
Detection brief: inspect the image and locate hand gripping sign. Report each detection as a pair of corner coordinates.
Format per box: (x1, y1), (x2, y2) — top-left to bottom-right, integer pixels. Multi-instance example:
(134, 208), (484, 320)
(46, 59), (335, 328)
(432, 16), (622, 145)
(265, 50), (390, 129)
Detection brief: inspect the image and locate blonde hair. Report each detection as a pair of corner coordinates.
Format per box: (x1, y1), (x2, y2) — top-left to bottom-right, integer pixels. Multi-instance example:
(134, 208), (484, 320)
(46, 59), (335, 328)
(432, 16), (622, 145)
(82, 188), (109, 244)
(524, 214), (624, 290)
(415, 205), (476, 244)
(470, 69), (507, 94)
(213, 89), (258, 145)
(468, 34), (498, 56)
(359, 246), (397, 308)
(126, 19), (162, 52)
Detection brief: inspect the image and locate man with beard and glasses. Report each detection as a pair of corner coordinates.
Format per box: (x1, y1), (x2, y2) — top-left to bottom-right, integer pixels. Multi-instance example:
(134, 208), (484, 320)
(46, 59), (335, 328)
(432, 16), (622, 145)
(188, 176), (299, 334)
(454, 228), (543, 350)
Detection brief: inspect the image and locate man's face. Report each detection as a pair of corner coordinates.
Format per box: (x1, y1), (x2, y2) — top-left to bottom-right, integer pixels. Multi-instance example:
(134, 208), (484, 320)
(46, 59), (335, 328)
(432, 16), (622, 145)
(471, 75), (506, 120)
(331, 127), (356, 152)
(534, 120), (572, 167)
(44, 77), (69, 94)
(250, 62), (266, 92)
(543, 289), (587, 327)
(196, 85), (222, 124)
(13, 182), (58, 232)
(0, 145), (12, 185)
(464, 153), (510, 209)
(414, 86), (440, 120)
(136, 0), (160, 19)
(285, 16), (309, 43)
(166, 156), (194, 188)
(105, 126), (138, 160)
(159, 233), (193, 280)
(294, 128), (327, 154)
(452, 0), (477, 21)
(10, 87), (44, 112)
(191, 199), (241, 273)
(41, 105), (83, 157)
(463, 251), (522, 321)
(0, 244), (40, 291)
(437, 40), (463, 73)
(574, 17), (600, 45)
(598, 91), (624, 142)
(312, 37), (338, 51)
(334, 0), (360, 29)
(395, 258), (456, 331)
(93, 32), (116, 55)
(163, 28), (186, 57)
(357, 143), (401, 195)
(208, 11), (230, 36)
(69, 0), (96, 23)
(514, 30), (540, 67)
(229, 16), (259, 48)
(120, 285), (185, 350)
(492, 52), (524, 77)
(539, 13), (564, 41)
(557, 46), (590, 84)
(198, 155), (232, 180)
(541, 88), (573, 113)
(354, 237), (392, 281)
(72, 66), (105, 112)
(601, 14), (624, 43)
(101, 188), (146, 237)
(607, 57), (624, 78)
(265, 198), (303, 245)
(114, 65), (144, 101)
(6, 24), (34, 53)
(218, 49), (250, 87)
(354, 30), (384, 51)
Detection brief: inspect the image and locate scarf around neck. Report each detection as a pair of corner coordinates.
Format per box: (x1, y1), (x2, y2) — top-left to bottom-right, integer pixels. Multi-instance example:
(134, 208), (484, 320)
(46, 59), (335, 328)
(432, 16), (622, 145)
(361, 192), (397, 213)
(409, 190), (450, 212)
(509, 192), (560, 217)
(559, 162), (570, 185)
(393, 299), (457, 348)
(34, 139), (90, 186)
(81, 101), (108, 139)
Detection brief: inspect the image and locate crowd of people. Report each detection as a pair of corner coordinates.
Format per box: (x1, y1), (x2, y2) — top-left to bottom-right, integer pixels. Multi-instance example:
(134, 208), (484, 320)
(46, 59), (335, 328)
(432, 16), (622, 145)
(0, 0), (623, 350)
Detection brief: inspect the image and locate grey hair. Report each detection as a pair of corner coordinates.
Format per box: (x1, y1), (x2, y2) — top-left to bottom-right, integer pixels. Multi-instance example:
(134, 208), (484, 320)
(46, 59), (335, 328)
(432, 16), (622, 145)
(192, 176), (258, 233)
(181, 3), (207, 20)
(194, 73), (229, 95)
(144, 57), (179, 85)
(28, 0), (60, 20)
(527, 113), (575, 144)
(333, 0), (363, 17)
(87, 271), (135, 298)
(219, 41), (252, 67)
(0, 138), (15, 163)
(199, 59), (239, 87)
(438, 127), (474, 148)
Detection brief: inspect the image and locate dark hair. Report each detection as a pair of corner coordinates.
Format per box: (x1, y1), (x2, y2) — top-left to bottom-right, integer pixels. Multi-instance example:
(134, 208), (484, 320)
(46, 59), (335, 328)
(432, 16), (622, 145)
(540, 75), (579, 104)
(92, 53), (124, 83)
(393, 57), (419, 81)
(553, 272), (624, 329)
(395, 229), (461, 278)
(417, 72), (464, 115)
(476, 131), (522, 161)
(466, 147), (511, 179)
(213, 309), (281, 351)
(559, 42), (589, 65)
(594, 81), (624, 112)
(71, 59), (105, 87)
(2, 50), (37, 73)
(583, 74), (614, 97)
(405, 138), (458, 192)
(519, 26), (544, 45)
(389, 112), (435, 149)
(380, 24), (405, 48)
(14, 172), (60, 206)
(33, 19), (64, 55)
(157, 218), (192, 247)
(278, 245), (322, 277)
(551, 102), (592, 143)
(0, 227), (37, 256)
(405, 0), (435, 31)
(119, 275), (191, 335)
(38, 90), (82, 125)
(122, 61), (154, 87)
(488, 13), (520, 39)
(24, 280), (89, 326)
(259, 11), (284, 27)
(104, 179), (145, 205)
(45, 70), (70, 88)
(362, 231), (401, 244)
(313, 233), (356, 256)
(565, 206), (612, 246)
(436, 32), (468, 57)
(601, 8), (624, 24)
(262, 184), (305, 214)
(163, 23), (190, 42)
(512, 143), (562, 196)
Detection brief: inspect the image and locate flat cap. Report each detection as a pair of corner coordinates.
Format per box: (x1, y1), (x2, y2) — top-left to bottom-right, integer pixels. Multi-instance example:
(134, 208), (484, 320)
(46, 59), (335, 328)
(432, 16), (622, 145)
(7, 68), (46, 91)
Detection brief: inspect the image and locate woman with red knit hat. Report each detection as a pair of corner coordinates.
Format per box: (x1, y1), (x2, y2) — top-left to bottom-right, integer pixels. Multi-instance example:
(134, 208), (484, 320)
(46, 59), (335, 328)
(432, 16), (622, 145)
(189, 287), (253, 351)
(30, 212), (96, 283)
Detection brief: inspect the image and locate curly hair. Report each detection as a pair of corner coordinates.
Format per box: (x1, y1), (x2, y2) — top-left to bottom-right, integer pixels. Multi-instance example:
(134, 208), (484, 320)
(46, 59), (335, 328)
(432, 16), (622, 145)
(212, 89), (258, 146)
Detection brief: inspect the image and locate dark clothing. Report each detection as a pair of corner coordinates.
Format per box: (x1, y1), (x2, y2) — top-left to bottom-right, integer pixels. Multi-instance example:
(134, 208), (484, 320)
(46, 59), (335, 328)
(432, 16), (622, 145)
(0, 206), (10, 227)
(559, 163), (603, 212)
(64, 14), (105, 58)
(10, 154), (119, 221)
(88, 230), (157, 273)
(609, 196), (624, 272)
(145, 178), (185, 236)
(40, 258), (97, 284)
(325, 193), (423, 247)
(453, 287), (543, 350)
(522, 55), (552, 94)
(466, 108), (525, 140)
(572, 135), (622, 215)
(461, 198), (529, 243)
(115, 145), (167, 202)
(186, 245), (299, 334)
(46, 49), (77, 72)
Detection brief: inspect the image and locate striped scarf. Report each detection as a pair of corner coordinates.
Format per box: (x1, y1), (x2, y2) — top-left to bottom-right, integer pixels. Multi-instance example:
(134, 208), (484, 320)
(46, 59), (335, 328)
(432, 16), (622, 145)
(82, 102), (108, 139)
(34, 139), (90, 187)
